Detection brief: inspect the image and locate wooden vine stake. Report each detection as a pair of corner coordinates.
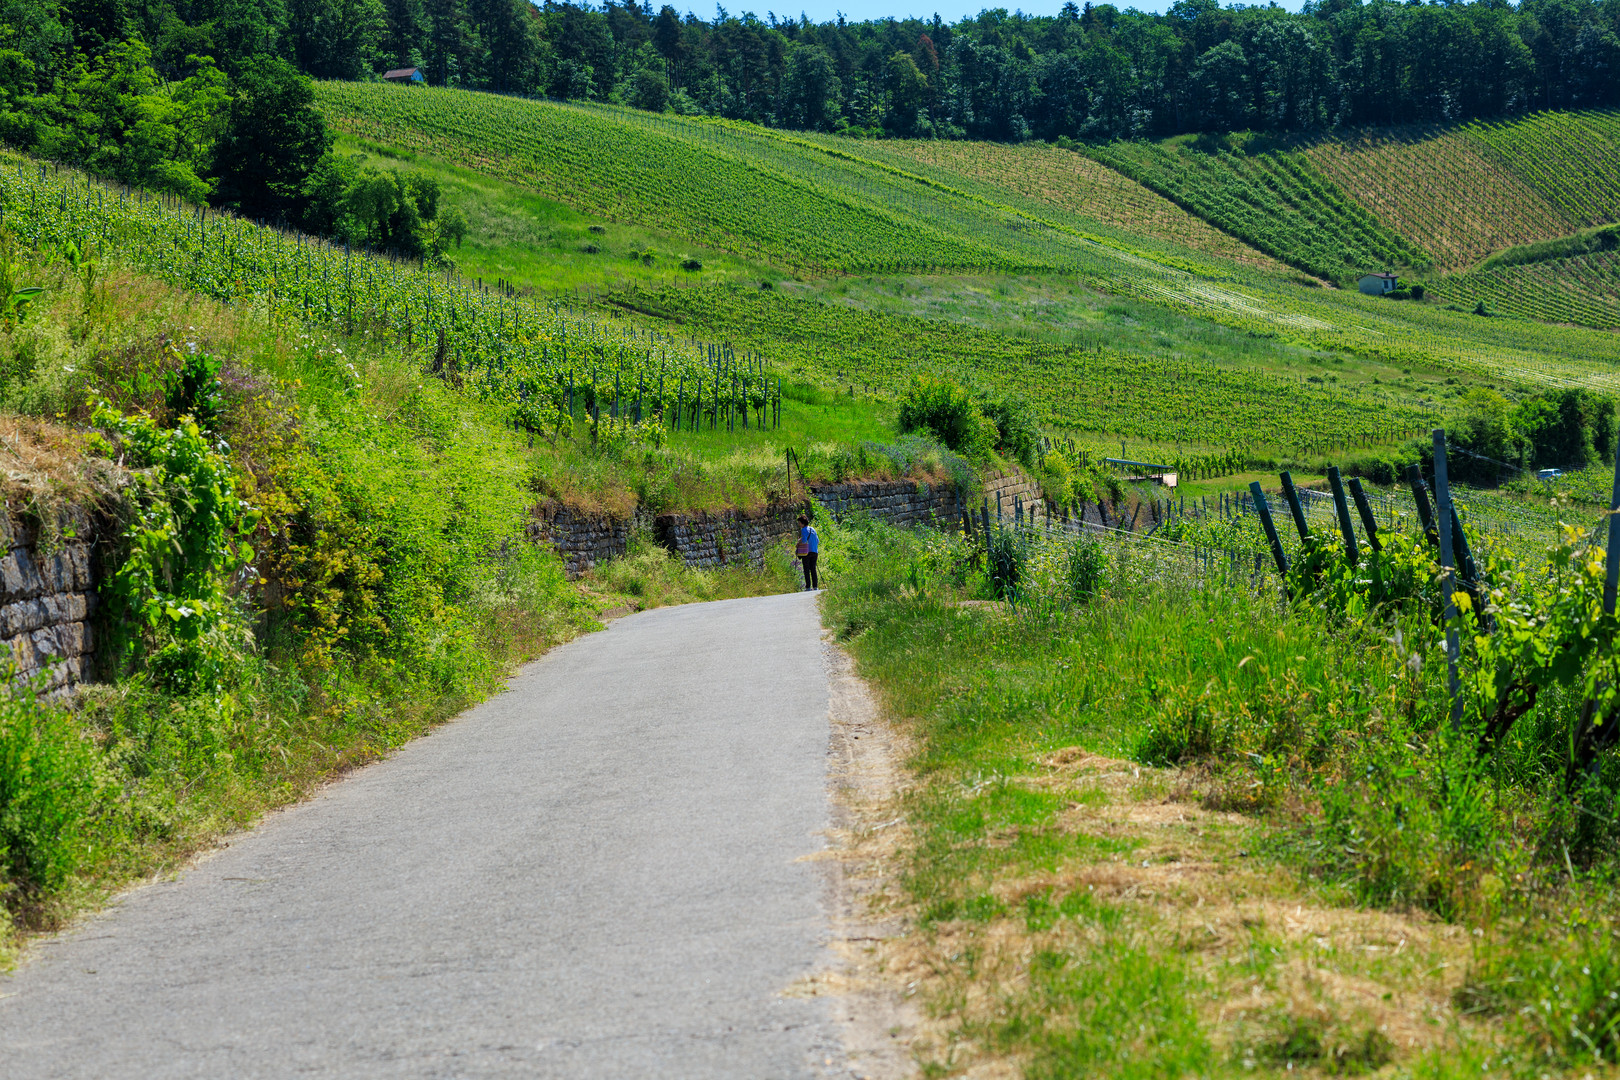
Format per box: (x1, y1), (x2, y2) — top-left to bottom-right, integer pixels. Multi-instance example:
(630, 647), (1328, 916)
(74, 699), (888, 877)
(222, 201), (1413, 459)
(1405, 464), (1437, 544)
(1327, 466), (1360, 564)
(1280, 471), (1310, 541)
(1248, 482), (1289, 584)
(1604, 430), (1620, 616)
(1348, 477), (1382, 553)
(1433, 429), (1463, 729)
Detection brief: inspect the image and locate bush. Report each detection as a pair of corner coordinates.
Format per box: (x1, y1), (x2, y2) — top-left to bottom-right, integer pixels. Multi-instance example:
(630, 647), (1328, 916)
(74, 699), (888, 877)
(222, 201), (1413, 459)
(1064, 535), (1106, 602)
(976, 390), (1041, 467)
(984, 523), (1025, 602)
(0, 685), (104, 914)
(897, 377), (996, 458)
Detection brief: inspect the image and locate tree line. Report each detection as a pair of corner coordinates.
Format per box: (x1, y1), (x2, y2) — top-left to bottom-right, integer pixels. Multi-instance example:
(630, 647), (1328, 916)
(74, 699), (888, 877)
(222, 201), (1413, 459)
(1, 0), (1618, 213)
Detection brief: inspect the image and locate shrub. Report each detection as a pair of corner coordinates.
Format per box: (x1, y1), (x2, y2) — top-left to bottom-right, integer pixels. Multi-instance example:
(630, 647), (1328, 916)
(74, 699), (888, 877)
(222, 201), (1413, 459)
(976, 389), (1040, 467)
(0, 684), (104, 914)
(1064, 535), (1106, 601)
(897, 376), (996, 458)
(984, 523), (1025, 602)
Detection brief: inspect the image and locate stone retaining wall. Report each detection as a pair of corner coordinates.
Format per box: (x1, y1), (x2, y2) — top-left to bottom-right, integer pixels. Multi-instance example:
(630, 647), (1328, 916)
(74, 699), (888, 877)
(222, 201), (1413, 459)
(808, 479), (960, 529)
(654, 501), (808, 569)
(529, 467), (1049, 578)
(527, 501), (642, 578)
(0, 505), (99, 695)
(979, 467), (1048, 523)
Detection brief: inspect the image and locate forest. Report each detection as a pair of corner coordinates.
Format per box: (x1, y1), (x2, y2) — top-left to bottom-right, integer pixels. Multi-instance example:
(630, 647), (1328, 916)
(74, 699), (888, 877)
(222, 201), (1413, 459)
(3, 0), (1620, 156)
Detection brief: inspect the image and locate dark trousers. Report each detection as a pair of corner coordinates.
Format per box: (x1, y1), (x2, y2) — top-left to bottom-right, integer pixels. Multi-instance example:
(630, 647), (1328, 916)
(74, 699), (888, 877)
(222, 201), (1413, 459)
(801, 552), (819, 590)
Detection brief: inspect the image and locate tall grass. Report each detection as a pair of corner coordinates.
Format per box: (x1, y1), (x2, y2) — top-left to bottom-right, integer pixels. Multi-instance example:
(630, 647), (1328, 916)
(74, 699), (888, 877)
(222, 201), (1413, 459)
(820, 511), (1620, 1074)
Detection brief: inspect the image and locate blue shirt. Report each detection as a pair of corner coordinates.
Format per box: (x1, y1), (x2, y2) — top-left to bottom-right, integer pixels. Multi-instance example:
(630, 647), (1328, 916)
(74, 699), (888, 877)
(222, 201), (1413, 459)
(800, 525), (818, 554)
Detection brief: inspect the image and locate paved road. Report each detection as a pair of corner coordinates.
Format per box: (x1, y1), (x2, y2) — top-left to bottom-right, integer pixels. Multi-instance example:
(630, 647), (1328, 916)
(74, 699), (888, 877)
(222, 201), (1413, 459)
(0, 591), (844, 1079)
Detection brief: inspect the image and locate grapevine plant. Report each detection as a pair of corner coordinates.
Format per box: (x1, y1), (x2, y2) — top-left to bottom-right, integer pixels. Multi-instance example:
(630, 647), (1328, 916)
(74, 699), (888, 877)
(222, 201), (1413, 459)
(92, 400), (258, 695)
(1288, 516), (1620, 782)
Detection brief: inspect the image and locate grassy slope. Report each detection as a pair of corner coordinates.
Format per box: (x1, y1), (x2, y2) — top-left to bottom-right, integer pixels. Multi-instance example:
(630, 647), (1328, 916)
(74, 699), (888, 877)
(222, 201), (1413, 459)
(335, 135), (779, 293)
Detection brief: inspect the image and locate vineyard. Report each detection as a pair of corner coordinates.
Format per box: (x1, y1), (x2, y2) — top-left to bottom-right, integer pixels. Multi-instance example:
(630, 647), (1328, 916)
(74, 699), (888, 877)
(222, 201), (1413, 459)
(616, 283), (1435, 451)
(1465, 110), (1620, 230)
(12, 92), (1620, 463)
(861, 139), (1289, 273)
(313, 82), (1246, 282)
(0, 158), (783, 436)
(1075, 136), (1430, 282)
(309, 84), (1620, 399)
(1430, 248), (1620, 330)
(1302, 127), (1572, 272)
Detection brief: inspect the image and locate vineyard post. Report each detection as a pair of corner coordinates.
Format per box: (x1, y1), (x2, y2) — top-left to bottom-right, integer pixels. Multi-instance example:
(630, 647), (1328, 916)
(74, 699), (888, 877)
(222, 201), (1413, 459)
(1434, 430), (1463, 730)
(1279, 471), (1311, 542)
(1405, 464), (1437, 543)
(1348, 478), (1382, 553)
(1327, 467), (1360, 564)
(1605, 428), (1620, 614)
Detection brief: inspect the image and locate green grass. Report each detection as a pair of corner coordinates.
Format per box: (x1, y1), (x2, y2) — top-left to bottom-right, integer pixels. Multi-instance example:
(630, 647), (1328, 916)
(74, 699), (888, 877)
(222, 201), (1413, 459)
(818, 511), (1620, 1077)
(336, 135), (777, 294)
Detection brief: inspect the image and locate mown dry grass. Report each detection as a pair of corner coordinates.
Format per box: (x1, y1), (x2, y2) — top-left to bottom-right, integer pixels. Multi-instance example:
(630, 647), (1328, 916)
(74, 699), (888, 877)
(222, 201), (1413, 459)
(859, 750), (1482, 1078)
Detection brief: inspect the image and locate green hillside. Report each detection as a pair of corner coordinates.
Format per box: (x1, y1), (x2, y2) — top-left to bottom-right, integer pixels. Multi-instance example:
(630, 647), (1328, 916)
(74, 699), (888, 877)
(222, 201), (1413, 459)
(297, 83), (1620, 461)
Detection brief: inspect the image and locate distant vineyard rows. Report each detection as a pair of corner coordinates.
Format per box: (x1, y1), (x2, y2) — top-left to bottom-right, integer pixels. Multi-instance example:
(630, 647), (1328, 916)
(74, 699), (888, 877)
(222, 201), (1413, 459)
(0, 160), (779, 431)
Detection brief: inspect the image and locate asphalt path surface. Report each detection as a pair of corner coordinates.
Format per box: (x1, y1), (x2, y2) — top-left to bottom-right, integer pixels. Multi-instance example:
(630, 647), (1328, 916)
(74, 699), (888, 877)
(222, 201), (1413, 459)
(0, 591), (845, 1079)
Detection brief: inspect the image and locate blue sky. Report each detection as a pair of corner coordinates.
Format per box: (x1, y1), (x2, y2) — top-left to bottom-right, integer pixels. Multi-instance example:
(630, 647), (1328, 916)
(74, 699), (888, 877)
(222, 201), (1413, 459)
(727, 0), (1305, 26)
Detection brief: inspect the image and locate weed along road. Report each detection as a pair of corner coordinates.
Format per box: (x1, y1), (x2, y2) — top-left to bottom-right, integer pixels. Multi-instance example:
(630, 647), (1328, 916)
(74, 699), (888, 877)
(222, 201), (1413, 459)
(0, 592), (849, 1079)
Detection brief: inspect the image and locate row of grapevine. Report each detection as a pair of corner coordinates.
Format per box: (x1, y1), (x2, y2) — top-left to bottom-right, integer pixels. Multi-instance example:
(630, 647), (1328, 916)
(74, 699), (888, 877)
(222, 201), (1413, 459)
(1078, 139), (1431, 281)
(806, 138), (1288, 273)
(1430, 249), (1620, 330)
(0, 159), (784, 435)
(1466, 111), (1620, 230)
(1303, 126), (1572, 272)
(616, 282), (1439, 455)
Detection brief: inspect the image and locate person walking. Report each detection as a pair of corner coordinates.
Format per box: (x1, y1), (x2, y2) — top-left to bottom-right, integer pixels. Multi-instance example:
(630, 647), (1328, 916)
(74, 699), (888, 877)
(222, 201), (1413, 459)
(796, 515), (819, 591)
